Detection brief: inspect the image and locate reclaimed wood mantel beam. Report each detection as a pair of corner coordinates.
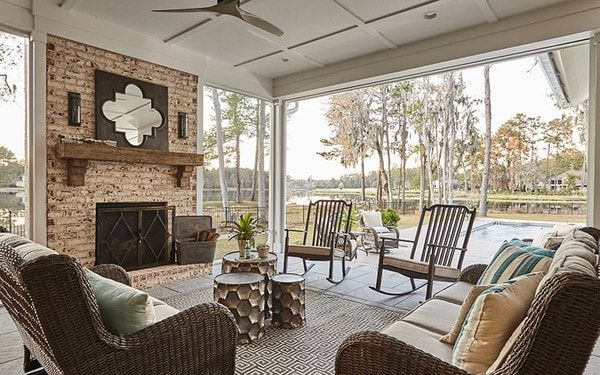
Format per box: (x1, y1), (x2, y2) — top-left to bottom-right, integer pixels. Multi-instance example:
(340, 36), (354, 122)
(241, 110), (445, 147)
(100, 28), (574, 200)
(56, 143), (204, 187)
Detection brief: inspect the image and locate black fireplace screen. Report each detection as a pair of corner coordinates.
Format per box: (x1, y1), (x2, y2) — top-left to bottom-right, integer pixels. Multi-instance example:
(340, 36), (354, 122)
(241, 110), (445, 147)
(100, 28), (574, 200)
(96, 202), (175, 271)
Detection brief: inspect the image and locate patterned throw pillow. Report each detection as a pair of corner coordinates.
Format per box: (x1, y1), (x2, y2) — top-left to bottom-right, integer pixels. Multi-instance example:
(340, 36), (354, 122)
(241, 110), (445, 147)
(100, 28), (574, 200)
(452, 272), (545, 374)
(478, 240), (553, 284)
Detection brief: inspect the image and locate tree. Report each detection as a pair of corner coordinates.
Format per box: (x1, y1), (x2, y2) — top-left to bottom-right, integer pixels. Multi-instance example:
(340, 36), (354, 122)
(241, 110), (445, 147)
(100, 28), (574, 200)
(209, 88), (229, 209)
(0, 147), (24, 187)
(221, 92), (256, 203)
(319, 90), (372, 202)
(390, 82), (412, 211)
(0, 32), (23, 102)
(479, 65), (492, 216)
(542, 115), (574, 188)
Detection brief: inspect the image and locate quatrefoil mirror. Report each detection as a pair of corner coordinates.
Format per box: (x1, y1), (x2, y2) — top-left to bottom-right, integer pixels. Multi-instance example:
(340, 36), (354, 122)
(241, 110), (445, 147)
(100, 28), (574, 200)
(96, 70), (168, 150)
(101, 84), (163, 146)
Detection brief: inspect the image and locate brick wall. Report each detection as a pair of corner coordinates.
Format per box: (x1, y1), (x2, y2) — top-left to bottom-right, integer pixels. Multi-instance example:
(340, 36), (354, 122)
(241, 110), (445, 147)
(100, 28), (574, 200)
(46, 35), (198, 266)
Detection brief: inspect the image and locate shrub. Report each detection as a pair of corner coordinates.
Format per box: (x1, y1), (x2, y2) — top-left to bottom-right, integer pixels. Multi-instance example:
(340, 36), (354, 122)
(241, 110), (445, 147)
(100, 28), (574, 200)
(381, 208), (400, 227)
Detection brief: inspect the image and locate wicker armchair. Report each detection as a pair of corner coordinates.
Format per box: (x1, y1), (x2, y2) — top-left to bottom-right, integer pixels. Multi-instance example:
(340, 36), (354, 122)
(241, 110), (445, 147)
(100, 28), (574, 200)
(336, 264), (600, 375)
(0, 236), (237, 375)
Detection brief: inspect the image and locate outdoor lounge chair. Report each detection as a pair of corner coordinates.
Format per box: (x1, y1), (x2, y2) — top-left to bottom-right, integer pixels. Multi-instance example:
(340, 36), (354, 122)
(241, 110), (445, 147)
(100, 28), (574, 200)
(359, 210), (400, 253)
(283, 199), (353, 284)
(0, 233), (238, 375)
(370, 204), (476, 299)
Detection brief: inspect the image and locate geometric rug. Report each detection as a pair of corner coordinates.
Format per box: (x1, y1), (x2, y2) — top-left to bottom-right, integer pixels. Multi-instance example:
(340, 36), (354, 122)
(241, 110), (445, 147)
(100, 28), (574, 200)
(162, 289), (403, 375)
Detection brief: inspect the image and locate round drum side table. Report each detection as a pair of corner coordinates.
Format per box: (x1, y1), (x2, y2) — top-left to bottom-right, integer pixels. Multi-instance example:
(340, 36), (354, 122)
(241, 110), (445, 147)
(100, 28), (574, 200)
(221, 251), (278, 317)
(271, 273), (306, 329)
(214, 272), (265, 344)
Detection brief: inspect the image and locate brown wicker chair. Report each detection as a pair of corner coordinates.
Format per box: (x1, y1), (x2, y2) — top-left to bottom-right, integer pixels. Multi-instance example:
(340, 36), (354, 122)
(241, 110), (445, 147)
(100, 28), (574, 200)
(0, 234), (238, 375)
(336, 231), (600, 375)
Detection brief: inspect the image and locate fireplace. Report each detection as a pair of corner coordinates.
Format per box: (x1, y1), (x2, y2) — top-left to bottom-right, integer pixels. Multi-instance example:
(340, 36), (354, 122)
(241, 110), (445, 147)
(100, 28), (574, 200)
(95, 202), (175, 271)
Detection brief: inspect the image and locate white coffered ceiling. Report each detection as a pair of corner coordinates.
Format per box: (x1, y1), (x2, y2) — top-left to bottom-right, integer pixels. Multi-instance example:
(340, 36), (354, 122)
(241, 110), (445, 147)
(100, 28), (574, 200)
(53, 0), (571, 79)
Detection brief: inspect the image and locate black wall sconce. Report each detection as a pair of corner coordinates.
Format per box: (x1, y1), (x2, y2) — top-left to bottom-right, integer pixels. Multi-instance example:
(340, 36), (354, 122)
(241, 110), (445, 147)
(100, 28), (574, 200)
(178, 112), (188, 139)
(68, 91), (81, 126)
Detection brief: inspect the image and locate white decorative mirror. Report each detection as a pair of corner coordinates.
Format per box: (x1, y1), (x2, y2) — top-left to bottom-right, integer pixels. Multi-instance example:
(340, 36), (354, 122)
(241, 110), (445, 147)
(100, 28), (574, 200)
(101, 84), (164, 146)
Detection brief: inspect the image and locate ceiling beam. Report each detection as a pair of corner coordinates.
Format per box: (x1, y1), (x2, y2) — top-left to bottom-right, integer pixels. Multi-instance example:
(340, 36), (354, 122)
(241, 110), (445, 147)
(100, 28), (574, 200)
(474, 0), (499, 24)
(329, 0), (397, 49)
(60, 0), (82, 11)
(234, 27), (325, 68)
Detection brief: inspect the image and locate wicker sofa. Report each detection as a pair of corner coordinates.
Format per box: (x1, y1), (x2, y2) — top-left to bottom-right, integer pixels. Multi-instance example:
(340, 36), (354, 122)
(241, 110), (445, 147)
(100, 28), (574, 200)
(336, 228), (600, 375)
(0, 233), (237, 375)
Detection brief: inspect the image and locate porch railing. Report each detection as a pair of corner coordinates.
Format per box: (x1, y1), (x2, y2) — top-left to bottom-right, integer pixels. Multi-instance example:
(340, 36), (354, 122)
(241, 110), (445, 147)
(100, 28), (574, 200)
(0, 210), (27, 237)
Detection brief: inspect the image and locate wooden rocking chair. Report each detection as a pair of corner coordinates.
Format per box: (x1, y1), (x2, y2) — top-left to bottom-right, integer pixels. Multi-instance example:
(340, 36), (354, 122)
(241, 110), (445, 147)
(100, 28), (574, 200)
(283, 200), (353, 284)
(370, 204), (476, 299)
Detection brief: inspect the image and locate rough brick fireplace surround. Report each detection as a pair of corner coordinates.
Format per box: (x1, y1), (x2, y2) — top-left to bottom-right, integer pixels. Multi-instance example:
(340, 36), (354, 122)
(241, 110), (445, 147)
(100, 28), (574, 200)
(45, 35), (211, 288)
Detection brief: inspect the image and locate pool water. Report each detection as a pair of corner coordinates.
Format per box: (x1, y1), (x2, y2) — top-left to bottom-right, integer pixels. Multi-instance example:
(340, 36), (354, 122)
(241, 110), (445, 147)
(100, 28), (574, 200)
(470, 222), (553, 244)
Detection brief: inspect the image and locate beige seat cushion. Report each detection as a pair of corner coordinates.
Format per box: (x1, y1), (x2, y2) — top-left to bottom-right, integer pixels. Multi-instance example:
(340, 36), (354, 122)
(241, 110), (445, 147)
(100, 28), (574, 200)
(150, 297), (180, 322)
(433, 281), (473, 305)
(383, 256), (460, 279)
(382, 321), (453, 363)
(402, 299), (461, 335)
(440, 285), (491, 344)
(452, 272), (545, 374)
(287, 244), (344, 258)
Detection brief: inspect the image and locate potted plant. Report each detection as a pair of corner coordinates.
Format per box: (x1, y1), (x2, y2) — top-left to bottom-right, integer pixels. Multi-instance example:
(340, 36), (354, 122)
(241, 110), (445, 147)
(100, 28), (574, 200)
(256, 243), (269, 258)
(228, 212), (259, 258)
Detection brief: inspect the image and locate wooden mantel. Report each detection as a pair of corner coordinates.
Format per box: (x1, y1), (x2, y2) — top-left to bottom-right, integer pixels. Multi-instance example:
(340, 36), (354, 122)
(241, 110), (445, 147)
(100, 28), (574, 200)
(56, 143), (204, 188)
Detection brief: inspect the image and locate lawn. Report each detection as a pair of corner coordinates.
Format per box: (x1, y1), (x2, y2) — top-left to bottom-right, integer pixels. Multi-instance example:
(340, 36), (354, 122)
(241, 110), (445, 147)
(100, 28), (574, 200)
(210, 205), (585, 261)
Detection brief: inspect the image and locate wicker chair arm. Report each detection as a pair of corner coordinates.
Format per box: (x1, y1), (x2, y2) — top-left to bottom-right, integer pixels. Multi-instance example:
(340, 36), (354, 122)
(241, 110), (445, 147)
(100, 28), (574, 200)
(83, 302), (238, 374)
(336, 331), (469, 375)
(89, 264), (132, 286)
(458, 264), (487, 284)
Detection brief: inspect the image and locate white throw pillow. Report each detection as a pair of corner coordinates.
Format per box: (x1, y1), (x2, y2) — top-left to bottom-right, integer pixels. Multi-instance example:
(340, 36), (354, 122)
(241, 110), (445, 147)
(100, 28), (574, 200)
(362, 211), (384, 228)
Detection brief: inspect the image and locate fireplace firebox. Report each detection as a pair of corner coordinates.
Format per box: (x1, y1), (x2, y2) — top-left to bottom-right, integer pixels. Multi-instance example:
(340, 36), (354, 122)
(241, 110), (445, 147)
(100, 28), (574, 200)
(96, 202), (175, 271)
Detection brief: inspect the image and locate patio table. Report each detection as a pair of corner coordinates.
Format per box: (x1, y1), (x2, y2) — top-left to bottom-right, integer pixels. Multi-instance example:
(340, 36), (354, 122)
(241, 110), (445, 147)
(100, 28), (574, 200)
(214, 272), (265, 345)
(221, 251), (278, 318)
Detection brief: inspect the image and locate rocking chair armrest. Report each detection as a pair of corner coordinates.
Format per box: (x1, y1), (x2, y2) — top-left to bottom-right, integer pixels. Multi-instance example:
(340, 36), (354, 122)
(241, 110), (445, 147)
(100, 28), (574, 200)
(285, 228), (307, 234)
(379, 237), (416, 246)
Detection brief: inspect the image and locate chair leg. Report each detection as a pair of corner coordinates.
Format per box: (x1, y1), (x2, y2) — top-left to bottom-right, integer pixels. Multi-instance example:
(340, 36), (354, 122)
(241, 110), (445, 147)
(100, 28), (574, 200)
(425, 275), (434, 300)
(326, 254), (350, 284)
(23, 346), (44, 373)
(410, 278), (416, 290)
(303, 259), (309, 273)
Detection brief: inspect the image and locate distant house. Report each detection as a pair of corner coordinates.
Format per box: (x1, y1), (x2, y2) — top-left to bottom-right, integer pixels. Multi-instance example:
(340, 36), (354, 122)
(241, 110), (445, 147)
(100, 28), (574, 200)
(548, 170), (587, 190)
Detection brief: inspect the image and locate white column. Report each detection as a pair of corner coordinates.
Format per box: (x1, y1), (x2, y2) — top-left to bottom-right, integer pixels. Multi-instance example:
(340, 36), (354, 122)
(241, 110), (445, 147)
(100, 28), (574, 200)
(269, 99), (287, 253)
(196, 83), (204, 214)
(29, 31), (47, 244)
(588, 34), (600, 227)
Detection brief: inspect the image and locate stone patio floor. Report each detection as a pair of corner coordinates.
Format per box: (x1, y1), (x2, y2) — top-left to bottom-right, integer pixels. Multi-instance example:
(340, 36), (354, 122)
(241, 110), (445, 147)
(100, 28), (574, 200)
(1, 221), (599, 373)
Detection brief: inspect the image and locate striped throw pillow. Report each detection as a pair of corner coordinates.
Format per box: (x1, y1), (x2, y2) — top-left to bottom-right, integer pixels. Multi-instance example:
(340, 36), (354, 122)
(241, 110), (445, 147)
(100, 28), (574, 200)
(478, 240), (553, 285)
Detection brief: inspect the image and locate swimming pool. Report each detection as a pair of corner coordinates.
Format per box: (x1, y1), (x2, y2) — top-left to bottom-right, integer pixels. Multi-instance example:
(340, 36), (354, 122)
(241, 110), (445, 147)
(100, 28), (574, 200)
(470, 221), (553, 243)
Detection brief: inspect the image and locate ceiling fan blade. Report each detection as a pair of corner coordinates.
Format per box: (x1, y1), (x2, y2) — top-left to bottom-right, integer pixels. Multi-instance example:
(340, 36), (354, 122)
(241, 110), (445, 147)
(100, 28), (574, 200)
(237, 9), (284, 37)
(151, 5), (223, 14)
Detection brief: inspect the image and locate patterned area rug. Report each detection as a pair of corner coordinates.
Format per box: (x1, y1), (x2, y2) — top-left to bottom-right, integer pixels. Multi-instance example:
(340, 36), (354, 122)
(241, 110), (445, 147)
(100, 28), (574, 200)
(162, 288), (403, 375)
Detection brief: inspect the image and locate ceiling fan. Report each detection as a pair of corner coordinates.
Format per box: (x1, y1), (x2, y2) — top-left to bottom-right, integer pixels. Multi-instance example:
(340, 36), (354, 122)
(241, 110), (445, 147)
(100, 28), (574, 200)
(152, 0), (284, 37)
